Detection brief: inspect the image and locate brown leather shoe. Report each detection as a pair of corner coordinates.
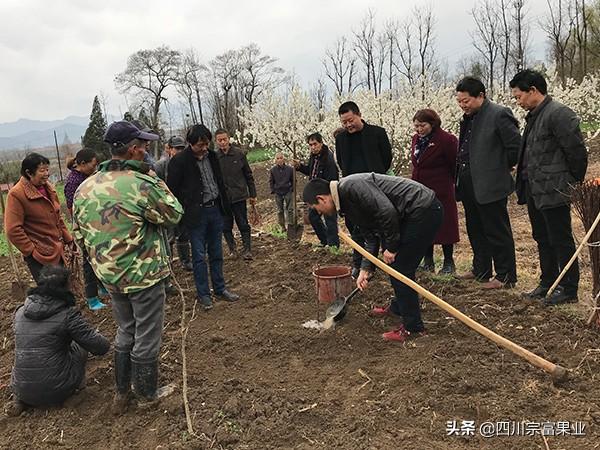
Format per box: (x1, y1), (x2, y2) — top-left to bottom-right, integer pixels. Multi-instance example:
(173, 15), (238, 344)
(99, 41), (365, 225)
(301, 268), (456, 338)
(455, 271), (477, 280)
(482, 278), (515, 289)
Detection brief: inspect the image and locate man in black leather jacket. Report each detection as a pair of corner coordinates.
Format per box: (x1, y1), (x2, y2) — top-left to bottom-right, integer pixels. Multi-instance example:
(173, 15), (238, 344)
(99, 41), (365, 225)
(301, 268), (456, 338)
(294, 132), (340, 247)
(303, 174), (442, 343)
(510, 69), (588, 306)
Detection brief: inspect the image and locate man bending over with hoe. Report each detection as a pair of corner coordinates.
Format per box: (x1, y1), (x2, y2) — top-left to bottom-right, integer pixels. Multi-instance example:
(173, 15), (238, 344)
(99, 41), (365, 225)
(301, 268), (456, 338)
(303, 174), (442, 342)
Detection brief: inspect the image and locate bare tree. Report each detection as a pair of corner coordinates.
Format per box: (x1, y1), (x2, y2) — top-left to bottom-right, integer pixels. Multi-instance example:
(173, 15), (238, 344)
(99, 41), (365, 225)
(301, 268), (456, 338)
(471, 0), (500, 96)
(237, 43), (285, 109)
(310, 78), (327, 122)
(375, 31), (389, 95)
(572, 0), (589, 79)
(353, 9), (379, 93)
(384, 20), (398, 92)
(206, 44), (285, 135)
(511, 0), (530, 72)
(414, 5), (437, 82)
(114, 46), (182, 134)
(176, 49), (207, 124)
(541, 0), (576, 85)
(323, 37), (357, 95)
(396, 6), (440, 97)
(393, 16), (417, 86)
(207, 49), (243, 131)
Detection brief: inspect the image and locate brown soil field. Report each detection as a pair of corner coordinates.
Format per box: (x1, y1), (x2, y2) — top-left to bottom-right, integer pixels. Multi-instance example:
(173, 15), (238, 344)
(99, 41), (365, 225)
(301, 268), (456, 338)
(0, 151), (600, 450)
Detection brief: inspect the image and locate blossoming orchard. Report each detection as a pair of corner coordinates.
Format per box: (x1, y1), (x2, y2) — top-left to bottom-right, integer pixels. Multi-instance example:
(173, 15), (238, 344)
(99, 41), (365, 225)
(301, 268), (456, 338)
(240, 73), (600, 170)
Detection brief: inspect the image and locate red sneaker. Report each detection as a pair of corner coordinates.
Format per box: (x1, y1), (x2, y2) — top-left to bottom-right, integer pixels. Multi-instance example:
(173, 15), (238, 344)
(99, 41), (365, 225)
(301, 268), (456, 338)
(382, 325), (425, 342)
(370, 305), (391, 317)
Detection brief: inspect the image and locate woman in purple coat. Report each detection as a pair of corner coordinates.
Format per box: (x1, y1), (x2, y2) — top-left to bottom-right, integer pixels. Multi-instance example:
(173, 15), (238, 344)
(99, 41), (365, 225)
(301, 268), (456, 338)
(64, 149), (106, 310)
(411, 109), (459, 274)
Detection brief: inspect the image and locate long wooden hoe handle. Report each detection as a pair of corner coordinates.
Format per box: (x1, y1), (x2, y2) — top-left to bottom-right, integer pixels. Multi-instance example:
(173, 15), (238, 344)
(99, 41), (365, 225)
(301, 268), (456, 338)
(547, 209), (600, 296)
(339, 231), (568, 382)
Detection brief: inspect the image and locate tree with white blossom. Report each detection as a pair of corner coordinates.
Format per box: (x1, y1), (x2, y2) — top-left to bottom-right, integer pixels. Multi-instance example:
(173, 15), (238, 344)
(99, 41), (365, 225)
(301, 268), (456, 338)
(240, 71), (600, 174)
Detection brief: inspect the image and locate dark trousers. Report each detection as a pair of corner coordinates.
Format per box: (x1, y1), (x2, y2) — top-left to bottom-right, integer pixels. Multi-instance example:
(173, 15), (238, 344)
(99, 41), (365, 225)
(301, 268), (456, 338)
(346, 217), (380, 269)
(111, 281), (165, 362)
(459, 170), (517, 283)
(309, 209), (339, 247)
(223, 200), (250, 235)
(188, 206), (226, 297)
(82, 247), (102, 298)
(24, 255), (66, 284)
(389, 199), (443, 332)
(275, 192), (294, 227)
(526, 188), (579, 295)
(167, 224), (191, 258)
(424, 244), (454, 262)
(24, 255), (43, 282)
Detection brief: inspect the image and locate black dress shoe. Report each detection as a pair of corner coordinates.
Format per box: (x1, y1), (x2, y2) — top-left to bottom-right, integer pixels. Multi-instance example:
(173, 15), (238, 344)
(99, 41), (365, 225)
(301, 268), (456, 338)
(439, 260), (456, 275)
(542, 287), (578, 306)
(181, 261), (194, 271)
(521, 285), (549, 300)
(199, 296), (213, 310)
(417, 259), (435, 273)
(216, 289), (240, 302)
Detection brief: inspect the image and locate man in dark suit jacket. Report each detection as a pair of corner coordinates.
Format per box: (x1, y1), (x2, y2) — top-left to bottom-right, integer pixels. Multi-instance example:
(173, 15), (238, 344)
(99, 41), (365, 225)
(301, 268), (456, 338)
(455, 77), (521, 289)
(335, 101), (393, 278)
(167, 124), (239, 310)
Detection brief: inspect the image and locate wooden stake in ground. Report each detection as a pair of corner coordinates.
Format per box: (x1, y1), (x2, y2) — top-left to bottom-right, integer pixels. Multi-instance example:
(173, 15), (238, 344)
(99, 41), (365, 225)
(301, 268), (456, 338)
(547, 209), (600, 297)
(339, 231), (568, 382)
(0, 190), (26, 297)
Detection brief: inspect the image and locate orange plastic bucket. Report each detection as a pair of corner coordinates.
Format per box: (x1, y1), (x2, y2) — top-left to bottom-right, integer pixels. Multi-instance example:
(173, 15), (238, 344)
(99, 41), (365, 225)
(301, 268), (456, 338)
(312, 265), (353, 303)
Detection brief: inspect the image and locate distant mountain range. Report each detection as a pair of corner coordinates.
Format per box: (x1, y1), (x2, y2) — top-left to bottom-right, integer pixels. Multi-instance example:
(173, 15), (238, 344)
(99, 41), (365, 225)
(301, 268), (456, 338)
(0, 116), (90, 151)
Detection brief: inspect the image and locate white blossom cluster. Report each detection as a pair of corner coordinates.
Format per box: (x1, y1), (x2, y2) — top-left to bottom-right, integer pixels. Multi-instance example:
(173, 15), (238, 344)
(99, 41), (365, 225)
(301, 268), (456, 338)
(239, 73), (600, 172)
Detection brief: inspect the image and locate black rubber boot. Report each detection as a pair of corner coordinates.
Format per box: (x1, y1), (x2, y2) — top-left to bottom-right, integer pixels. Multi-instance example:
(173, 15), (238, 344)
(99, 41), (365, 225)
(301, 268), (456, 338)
(132, 359), (158, 401)
(112, 351), (132, 414)
(241, 231), (253, 260)
(132, 358), (175, 405)
(177, 242), (193, 271)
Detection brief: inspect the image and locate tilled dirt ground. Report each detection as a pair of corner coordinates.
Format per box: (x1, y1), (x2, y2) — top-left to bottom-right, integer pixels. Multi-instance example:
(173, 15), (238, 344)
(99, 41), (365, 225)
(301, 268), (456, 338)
(0, 158), (600, 450)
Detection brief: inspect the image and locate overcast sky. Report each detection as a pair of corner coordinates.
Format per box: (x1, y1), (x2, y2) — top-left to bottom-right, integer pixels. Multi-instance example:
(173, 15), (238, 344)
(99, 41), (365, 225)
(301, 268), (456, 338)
(0, 0), (549, 124)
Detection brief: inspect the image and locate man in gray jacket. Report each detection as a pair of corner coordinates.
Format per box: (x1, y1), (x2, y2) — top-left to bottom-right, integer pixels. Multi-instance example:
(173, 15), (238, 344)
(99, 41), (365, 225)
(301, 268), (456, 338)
(455, 77), (521, 289)
(215, 129), (257, 260)
(510, 69), (588, 306)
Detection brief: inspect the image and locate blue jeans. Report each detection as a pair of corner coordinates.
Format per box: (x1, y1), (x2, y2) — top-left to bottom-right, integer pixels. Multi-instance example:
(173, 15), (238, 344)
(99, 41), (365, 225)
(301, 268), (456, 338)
(309, 209), (339, 246)
(188, 206), (226, 297)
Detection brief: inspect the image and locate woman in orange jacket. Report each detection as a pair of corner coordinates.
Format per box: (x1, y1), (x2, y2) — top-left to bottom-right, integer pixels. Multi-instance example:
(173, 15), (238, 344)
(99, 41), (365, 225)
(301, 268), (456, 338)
(4, 153), (73, 282)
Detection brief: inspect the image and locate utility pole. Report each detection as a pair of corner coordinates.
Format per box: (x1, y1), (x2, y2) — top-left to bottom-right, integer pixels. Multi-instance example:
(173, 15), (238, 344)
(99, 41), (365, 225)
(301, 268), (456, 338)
(53, 130), (64, 182)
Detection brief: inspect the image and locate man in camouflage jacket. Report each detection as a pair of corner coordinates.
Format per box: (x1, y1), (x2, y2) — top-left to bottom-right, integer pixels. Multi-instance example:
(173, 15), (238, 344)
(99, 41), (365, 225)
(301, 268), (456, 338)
(73, 121), (183, 409)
